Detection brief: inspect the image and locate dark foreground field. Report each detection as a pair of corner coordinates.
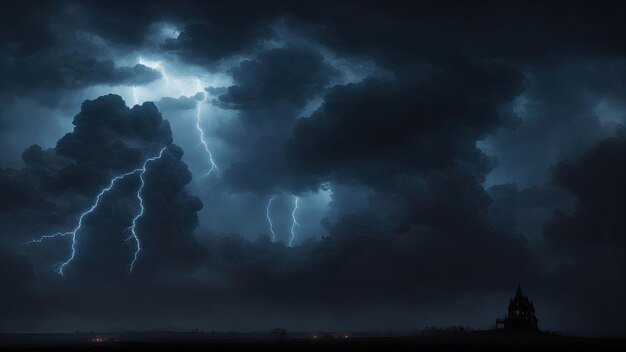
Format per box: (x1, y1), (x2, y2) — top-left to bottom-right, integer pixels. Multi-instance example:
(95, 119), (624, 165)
(0, 331), (623, 351)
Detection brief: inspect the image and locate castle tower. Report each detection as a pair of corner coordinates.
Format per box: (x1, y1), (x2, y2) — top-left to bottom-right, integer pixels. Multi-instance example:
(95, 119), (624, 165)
(495, 284), (539, 331)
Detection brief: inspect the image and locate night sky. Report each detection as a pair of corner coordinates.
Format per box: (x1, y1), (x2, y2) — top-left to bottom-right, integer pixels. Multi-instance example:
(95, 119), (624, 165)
(0, 0), (624, 335)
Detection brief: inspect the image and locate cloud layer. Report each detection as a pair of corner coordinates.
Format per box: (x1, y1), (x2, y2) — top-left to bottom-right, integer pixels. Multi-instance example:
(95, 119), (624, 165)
(0, 0), (624, 335)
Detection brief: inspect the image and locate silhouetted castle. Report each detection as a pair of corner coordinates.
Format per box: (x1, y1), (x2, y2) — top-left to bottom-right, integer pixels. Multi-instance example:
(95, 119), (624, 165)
(495, 285), (539, 331)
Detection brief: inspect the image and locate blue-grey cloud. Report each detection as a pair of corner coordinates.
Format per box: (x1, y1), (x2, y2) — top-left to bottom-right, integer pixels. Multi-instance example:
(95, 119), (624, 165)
(0, 0), (624, 336)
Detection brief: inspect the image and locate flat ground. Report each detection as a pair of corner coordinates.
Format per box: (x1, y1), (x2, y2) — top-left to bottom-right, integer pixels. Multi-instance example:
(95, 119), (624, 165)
(0, 331), (623, 351)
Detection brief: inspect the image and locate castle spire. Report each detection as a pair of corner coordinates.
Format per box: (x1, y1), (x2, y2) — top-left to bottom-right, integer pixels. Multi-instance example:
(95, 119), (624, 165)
(496, 284), (539, 331)
(515, 284), (523, 299)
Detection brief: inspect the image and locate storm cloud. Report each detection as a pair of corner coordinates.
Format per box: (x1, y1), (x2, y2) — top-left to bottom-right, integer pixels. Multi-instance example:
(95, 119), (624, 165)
(0, 0), (624, 336)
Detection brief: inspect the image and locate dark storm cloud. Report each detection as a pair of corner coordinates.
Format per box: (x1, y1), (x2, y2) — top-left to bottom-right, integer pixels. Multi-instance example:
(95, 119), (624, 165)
(0, 96), (205, 333)
(0, 1), (57, 56)
(0, 0), (624, 336)
(74, 0), (281, 54)
(215, 46), (336, 194)
(181, 52), (543, 331)
(482, 58), (625, 188)
(60, 143), (205, 280)
(0, 1), (164, 100)
(162, 22), (274, 65)
(534, 131), (626, 334)
(67, 1), (625, 68)
(5, 1), (623, 71)
(187, 224), (536, 331)
(54, 95), (171, 175)
(217, 46), (336, 114)
(0, 168), (36, 213)
(285, 0), (625, 67)
(156, 93), (204, 112)
(0, 95), (202, 276)
(286, 59), (522, 187)
(487, 184), (574, 237)
(545, 131), (626, 250)
(0, 57), (161, 94)
(0, 245), (37, 331)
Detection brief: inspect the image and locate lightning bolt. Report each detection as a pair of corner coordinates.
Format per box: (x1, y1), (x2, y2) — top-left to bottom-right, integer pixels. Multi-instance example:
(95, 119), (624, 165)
(134, 58), (218, 177)
(289, 196), (300, 247)
(28, 170), (143, 275)
(132, 86), (139, 106)
(195, 93), (219, 176)
(124, 146), (167, 274)
(27, 147), (167, 275)
(266, 195), (277, 242)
